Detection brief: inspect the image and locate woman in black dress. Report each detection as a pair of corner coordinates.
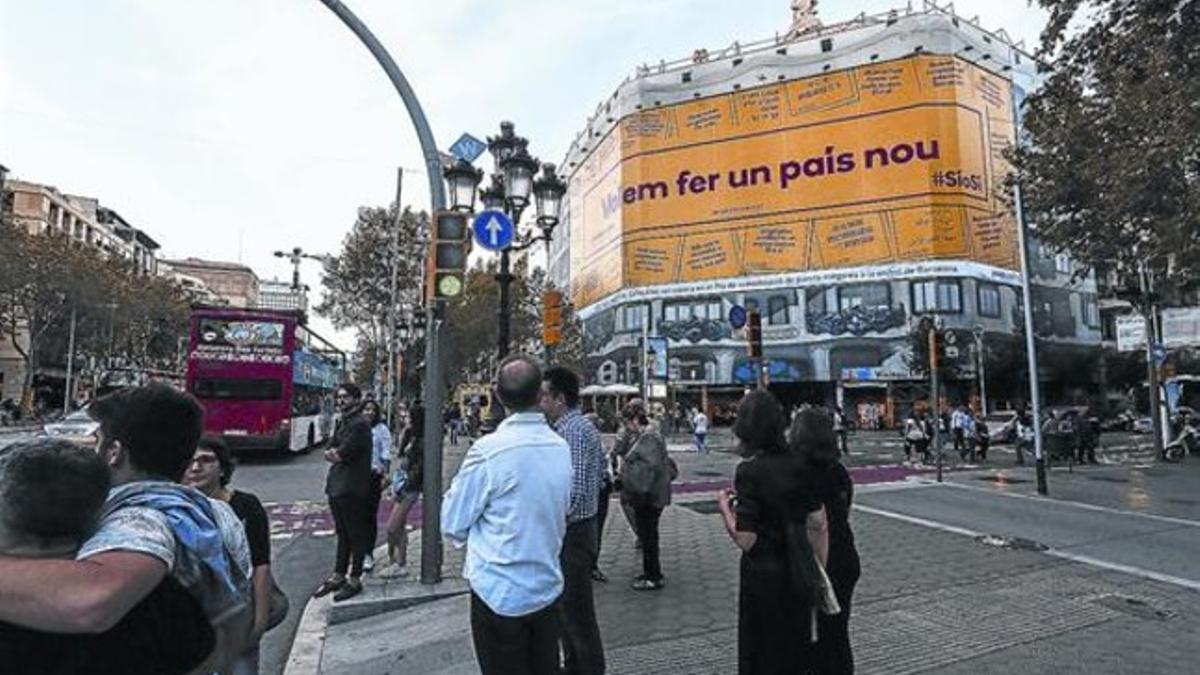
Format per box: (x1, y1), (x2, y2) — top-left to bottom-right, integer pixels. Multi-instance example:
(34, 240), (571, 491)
(718, 391), (829, 675)
(790, 408), (861, 675)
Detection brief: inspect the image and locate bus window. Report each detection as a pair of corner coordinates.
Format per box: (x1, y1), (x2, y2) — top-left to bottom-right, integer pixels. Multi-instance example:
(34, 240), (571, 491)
(193, 378), (283, 401)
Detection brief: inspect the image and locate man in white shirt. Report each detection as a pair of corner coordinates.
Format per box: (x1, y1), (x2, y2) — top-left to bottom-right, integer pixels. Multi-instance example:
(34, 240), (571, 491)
(692, 408), (709, 453)
(442, 355), (573, 675)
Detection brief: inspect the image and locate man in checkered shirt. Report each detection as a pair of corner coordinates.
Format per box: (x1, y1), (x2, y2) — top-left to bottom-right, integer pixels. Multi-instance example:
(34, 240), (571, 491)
(540, 366), (607, 675)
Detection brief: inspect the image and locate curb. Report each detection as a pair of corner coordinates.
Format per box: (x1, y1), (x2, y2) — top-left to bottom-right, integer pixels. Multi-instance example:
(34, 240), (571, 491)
(282, 593), (331, 675)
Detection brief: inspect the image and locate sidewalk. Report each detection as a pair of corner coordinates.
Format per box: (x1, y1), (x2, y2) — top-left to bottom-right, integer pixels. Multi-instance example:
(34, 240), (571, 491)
(290, 462), (1200, 674)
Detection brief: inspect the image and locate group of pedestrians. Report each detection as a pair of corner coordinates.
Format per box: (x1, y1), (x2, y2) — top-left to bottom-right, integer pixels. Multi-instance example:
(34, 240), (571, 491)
(0, 384), (277, 674)
(439, 355), (857, 675)
(312, 385), (427, 601)
(719, 392), (860, 675)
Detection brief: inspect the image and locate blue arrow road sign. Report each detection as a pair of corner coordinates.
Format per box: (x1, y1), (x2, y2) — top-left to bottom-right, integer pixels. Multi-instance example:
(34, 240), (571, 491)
(449, 133), (487, 163)
(1151, 343), (1168, 365)
(728, 305), (747, 330)
(472, 210), (514, 251)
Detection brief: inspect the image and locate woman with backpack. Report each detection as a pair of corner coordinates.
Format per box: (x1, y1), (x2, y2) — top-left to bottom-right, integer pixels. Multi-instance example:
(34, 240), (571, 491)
(617, 399), (674, 591)
(718, 391), (832, 675)
(790, 408), (860, 674)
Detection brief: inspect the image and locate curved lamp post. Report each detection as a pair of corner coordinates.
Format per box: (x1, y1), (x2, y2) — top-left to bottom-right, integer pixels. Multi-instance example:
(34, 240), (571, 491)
(316, 0), (446, 584)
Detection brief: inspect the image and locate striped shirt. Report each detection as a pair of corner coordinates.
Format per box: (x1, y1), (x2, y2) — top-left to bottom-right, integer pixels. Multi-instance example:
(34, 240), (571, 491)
(555, 408), (606, 523)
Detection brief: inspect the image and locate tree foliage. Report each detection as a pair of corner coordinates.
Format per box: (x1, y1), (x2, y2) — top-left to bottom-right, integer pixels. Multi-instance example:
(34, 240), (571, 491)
(1015, 1), (1200, 302)
(315, 205), (428, 364)
(0, 221), (189, 409)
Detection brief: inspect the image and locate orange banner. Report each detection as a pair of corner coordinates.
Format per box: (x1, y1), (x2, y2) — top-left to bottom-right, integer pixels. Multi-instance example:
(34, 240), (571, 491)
(567, 55), (1018, 308)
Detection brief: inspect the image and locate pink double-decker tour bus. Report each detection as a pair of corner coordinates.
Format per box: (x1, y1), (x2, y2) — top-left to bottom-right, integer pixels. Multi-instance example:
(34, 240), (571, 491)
(186, 306), (345, 454)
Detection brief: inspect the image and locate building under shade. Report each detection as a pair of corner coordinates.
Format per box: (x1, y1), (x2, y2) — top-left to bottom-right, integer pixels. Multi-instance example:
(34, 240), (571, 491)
(549, 1), (1102, 426)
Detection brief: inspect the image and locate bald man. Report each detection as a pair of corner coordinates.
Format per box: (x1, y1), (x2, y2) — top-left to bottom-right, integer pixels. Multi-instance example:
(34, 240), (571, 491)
(442, 355), (573, 675)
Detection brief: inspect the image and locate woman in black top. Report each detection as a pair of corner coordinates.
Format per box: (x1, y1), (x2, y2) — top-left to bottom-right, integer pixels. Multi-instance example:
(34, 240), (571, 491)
(381, 404), (424, 577)
(790, 408), (861, 675)
(186, 433), (273, 675)
(718, 391), (829, 675)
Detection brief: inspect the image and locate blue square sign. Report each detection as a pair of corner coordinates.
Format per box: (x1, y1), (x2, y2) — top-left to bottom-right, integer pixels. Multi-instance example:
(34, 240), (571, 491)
(449, 133), (487, 164)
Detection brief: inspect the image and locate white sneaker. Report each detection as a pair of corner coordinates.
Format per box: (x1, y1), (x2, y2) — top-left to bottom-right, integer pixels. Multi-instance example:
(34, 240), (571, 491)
(379, 563), (409, 579)
(363, 554), (375, 574)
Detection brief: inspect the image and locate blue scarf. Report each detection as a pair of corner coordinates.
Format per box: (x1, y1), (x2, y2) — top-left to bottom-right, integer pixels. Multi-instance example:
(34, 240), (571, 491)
(104, 482), (242, 597)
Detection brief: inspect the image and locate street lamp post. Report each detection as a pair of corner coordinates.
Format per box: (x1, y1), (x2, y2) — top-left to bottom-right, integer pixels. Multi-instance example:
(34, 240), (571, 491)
(972, 325), (987, 415)
(443, 122), (566, 361)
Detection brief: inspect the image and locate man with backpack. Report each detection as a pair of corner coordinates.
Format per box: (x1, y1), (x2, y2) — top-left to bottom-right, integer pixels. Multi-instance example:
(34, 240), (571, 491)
(0, 384), (253, 674)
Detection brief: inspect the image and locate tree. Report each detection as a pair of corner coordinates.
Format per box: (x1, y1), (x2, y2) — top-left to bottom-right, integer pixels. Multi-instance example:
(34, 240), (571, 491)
(1014, 1), (1200, 305)
(441, 255), (549, 390)
(0, 221), (189, 411)
(316, 205), (428, 367)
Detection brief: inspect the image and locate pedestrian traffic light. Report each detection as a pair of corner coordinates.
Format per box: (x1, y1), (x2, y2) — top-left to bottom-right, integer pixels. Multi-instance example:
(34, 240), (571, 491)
(747, 309), (763, 359)
(428, 210), (470, 301)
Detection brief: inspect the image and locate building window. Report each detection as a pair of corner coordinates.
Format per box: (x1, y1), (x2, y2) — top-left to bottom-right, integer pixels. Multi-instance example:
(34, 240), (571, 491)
(663, 298), (721, 323)
(912, 279), (963, 314)
(767, 295), (790, 325)
(977, 283), (1002, 318)
(616, 304), (646, 333)
(1054, 253), (1071, 275)
(837, 283), (890, 311)
(1082, 294), (1100, 328)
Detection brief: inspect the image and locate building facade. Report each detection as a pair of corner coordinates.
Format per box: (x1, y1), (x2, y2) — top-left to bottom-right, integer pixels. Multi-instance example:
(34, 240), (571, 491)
(1, 176), (164, 404)
(550, 3), (1101, 424)
(161, 258), (260, 308)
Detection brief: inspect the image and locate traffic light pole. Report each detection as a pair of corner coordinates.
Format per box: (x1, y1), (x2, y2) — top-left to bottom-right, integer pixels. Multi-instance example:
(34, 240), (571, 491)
(317, 0), (449, 584)
(929, 326), (943, 483)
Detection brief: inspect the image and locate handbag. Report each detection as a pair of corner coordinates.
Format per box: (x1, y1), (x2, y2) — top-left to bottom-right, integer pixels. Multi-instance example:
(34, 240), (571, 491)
(265, 579), (290, 631)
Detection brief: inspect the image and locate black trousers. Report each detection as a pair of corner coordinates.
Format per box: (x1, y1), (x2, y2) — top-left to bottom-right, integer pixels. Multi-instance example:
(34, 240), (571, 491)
(561, 518), (605, 675)
(329, 493), (372, 577)
(365, 472), (384, 555)
(633, 505), (663, 581)
(594, 482), (612, 567)
(470, 592), (562, 675)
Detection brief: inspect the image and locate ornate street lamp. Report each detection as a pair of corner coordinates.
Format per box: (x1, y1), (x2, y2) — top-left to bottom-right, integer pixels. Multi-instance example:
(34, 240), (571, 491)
(501, 146), (540, 211)
(486, 121), (526, 173)
(533, 163), (566, 232)
(443, 159), (483, 212)
(480, 174), (507, 212)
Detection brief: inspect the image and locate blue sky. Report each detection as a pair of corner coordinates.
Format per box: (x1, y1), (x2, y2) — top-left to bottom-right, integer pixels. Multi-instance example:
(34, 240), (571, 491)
(0, 0), (1048, 349)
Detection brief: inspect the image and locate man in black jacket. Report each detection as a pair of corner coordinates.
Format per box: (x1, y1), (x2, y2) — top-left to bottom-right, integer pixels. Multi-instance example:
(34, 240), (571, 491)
(313, 382), (375, 602)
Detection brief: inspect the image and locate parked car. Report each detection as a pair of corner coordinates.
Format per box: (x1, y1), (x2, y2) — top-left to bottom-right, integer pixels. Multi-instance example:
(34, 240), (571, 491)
(40, 409), (100, 446)
(983, 411), (1019, 444)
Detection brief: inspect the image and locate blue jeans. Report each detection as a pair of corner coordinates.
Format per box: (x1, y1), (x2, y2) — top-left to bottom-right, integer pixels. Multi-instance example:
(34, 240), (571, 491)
(695, 432), (707, 453)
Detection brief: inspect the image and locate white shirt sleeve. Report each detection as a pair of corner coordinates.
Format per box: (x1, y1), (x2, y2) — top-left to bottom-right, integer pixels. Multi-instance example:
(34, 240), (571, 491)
(441, 450), (492, 545)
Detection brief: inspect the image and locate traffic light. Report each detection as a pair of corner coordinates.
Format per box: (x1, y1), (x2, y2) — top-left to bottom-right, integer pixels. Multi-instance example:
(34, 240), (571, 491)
(747, 309), (763, 359)
(542, 290), (563, 347)
(428, 210), (470, 301)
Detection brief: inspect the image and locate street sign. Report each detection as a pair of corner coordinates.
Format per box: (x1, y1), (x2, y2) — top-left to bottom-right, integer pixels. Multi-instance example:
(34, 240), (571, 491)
(1116, 315), (1148, 352)
(1151, 343), (1168, 366)
(449, 133), (487, 163)
(1162, 307), (1200, 348)
(728, 305), (747, 330)
(472, 210), (514, 251)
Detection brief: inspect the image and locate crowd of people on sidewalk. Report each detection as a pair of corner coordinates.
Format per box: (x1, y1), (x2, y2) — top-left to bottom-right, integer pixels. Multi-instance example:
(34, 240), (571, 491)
(439, 355), (859, 675)
(0, 362), (860, 675)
